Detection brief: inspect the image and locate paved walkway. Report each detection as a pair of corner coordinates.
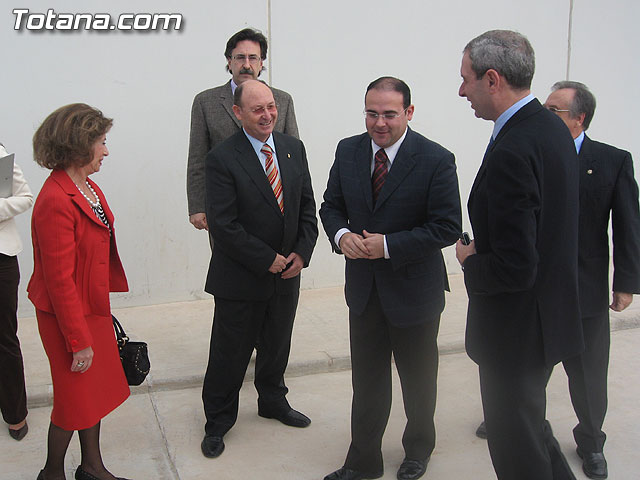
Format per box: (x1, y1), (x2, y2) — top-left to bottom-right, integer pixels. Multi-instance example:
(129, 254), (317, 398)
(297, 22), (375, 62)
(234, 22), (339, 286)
(3, 274), (640, 479)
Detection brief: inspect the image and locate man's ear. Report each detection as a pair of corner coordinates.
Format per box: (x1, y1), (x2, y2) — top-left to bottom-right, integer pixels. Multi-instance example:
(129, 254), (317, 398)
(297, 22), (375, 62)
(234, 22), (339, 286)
(232, 104), (242, 121)
(485, 69), (500, 91)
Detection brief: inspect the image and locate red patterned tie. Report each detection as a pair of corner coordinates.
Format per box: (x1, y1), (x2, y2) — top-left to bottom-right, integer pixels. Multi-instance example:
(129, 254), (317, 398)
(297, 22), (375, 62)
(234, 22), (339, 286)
(372, 148), (388, 204)
(261, 144), (284, 214)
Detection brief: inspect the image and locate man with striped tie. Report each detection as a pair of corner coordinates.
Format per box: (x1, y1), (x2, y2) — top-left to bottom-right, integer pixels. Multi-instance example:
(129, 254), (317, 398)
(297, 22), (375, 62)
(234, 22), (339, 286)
(320, 77), (462, 480)
(201, 80), (318, 458)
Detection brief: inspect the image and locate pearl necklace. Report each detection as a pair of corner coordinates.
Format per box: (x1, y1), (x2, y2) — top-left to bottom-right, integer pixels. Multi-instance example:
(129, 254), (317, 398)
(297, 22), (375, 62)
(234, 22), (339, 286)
(75, 181), (100, 208)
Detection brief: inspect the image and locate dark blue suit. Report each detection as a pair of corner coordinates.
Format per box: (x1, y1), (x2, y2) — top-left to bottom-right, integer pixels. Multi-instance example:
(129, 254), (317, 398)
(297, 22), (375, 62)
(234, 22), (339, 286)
(563, 135), (640, 453)
(320, 127), (461, 473)
(464, 99), (582, 479)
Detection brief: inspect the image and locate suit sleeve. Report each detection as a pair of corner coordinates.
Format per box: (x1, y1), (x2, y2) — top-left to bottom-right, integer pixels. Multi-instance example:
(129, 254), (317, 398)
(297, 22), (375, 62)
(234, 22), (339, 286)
(464, 149), (540, 294)
(292, 142), (318, 266)
(206, 150), (278, 274)
(32, 195), (93, 352)
(611, 151), (640, 293)
(319, 144), (350, 253)
(386, 152), (462, 268)
(186, 94), (209, 216)
(281, 94), (299, 140)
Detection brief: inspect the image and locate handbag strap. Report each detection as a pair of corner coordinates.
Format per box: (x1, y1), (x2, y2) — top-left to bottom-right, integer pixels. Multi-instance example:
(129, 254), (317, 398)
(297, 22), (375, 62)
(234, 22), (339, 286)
(112, 315), (129, 347)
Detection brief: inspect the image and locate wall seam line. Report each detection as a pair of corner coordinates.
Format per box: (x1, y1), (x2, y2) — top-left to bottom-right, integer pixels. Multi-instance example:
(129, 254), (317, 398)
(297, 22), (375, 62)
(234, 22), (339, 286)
(267, 0), (272, 85)
(567, 0), (574, 79)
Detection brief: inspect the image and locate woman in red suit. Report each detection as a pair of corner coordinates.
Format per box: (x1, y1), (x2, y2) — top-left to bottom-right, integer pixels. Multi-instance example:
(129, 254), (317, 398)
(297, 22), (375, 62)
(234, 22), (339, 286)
(28, 104), (130, 480)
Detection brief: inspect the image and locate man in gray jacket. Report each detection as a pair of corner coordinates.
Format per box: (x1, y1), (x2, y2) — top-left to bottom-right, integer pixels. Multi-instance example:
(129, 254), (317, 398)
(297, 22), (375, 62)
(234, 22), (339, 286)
(186, 27), (299, 231)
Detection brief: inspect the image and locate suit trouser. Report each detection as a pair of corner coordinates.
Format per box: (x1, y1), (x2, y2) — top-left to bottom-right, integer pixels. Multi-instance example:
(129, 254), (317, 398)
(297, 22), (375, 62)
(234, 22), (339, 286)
(562, 312), (609, 453)
(479, 362), (576, 480)
(344, 285), (440, 474)
(202, 291), (299, 437)
(0, 253), (28, 425)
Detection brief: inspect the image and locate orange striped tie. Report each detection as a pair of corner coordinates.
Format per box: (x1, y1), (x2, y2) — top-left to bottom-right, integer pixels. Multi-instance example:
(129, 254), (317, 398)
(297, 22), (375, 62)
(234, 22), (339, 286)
(261, 144), (284, 214)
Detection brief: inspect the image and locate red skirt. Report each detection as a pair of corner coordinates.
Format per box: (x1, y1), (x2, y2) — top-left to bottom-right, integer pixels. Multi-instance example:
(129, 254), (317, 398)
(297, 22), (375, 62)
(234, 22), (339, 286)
(36, 309), (129, 430)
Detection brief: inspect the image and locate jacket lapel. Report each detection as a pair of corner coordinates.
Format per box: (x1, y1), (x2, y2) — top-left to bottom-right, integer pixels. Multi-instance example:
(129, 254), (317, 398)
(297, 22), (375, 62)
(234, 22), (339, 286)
(220, 81), (241, 129)
(356, 135), (374, 211)
(234, 133), (283, 217)
(469, 138), (494, 201)
(274, 134), (295, 222)
(373, 130), (416, 211)
(579, 135), (595, 174)
(51, 170), (109, 230)
(88, 178), (115, 226)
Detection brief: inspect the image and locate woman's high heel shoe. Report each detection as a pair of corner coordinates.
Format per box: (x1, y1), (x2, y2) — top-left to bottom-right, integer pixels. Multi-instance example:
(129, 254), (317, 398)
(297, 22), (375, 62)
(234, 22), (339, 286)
(75, 465), (131, 480)
(9, 421), (28, 441)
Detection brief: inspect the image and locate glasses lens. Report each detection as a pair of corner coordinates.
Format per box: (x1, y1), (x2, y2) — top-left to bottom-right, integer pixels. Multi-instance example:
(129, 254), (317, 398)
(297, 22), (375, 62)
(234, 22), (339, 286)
(233, 54), (260, 63)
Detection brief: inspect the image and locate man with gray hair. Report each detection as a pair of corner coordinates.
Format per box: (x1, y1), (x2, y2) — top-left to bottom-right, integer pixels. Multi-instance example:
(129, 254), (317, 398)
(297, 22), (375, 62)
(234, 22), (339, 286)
(543, 81), (640, 479)
(456, 30), (582, 479)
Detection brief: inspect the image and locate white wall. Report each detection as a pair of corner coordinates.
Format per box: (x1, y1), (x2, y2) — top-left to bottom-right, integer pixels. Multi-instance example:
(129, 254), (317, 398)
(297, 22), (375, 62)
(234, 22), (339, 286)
(3, 0), (638, 315)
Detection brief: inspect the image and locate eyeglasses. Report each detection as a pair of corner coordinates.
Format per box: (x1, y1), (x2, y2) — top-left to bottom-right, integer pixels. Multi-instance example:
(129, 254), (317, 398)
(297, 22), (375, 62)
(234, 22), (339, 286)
(231, 54), (261, 64)
(249, 103), (278, 115)
(364, 109), (407, 120)
(545, 105), (571, 114)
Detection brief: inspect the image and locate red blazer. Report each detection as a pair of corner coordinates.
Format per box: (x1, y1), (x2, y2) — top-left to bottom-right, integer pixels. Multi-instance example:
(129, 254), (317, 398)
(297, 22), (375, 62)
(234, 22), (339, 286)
(28, 169), (128, 353)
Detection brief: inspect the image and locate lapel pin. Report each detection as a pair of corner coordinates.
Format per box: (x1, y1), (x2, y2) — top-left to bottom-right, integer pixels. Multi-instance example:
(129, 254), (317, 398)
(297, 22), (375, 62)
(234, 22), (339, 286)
(587, 169), (593, 175)
(287, 153), (291, 158)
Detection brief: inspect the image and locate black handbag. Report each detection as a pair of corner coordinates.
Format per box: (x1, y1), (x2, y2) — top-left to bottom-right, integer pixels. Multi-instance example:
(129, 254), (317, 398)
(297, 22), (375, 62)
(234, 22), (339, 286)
(112, 315), (150, 386)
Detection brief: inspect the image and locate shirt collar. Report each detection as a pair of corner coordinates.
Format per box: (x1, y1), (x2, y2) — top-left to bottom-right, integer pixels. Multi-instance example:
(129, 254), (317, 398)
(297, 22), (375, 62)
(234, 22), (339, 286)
(243, 129), (275, 158)
(371, 128), (408, 165)
(574, 131), (585, 153)
(492, 93), (535, 140)
(230, 79), (238, 94)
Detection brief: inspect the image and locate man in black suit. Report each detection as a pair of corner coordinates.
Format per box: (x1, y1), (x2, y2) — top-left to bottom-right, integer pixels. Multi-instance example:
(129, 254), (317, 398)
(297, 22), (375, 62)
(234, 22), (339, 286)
(201, 80), (317, 458)
(456, 30), (582, 480)
(320, 77), (462, 480)
(543, 81), (640, 479)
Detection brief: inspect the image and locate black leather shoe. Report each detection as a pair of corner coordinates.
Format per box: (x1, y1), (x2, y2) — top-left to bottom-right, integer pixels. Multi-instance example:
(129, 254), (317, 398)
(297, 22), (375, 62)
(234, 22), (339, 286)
(9, 421), (28, 441)
(258, 407), (311, 428)
(323, 467), (383, 480)
(201, 434), (225, 458)
(475, 421), (487, 439)
(74, 466), (130, 480)
(577, 448), (608, 479)
(397, 457), (429, 480)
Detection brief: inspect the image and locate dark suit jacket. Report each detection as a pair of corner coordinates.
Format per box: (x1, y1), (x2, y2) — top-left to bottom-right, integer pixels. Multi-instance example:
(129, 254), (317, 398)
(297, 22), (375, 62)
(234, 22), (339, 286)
(204, 130), (317, 300)
(464, 98), (583, 368)
(187, 80), (299, 215)
(320, 128), (462, 327)
(578, 135), (640, 316)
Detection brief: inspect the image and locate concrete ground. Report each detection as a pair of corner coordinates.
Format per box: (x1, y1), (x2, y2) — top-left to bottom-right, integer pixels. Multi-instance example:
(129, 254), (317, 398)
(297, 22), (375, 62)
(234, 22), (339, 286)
(2, 274), (639, 479)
